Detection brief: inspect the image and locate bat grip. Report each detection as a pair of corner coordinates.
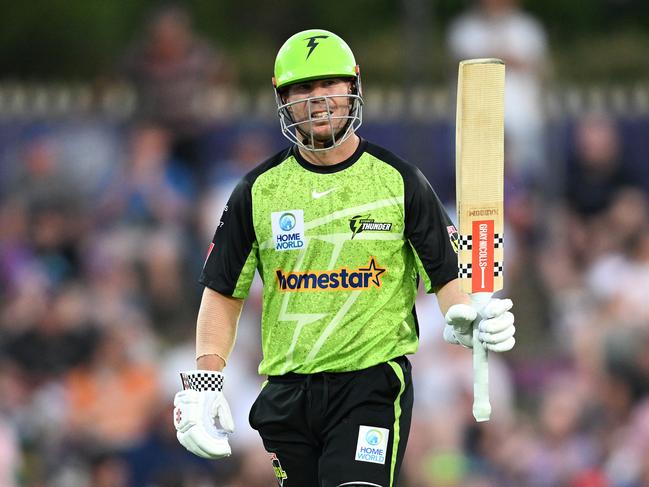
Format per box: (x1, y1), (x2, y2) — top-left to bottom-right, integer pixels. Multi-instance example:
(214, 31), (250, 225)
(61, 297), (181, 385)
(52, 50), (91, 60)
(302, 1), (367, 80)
(471, 292), (492, 422)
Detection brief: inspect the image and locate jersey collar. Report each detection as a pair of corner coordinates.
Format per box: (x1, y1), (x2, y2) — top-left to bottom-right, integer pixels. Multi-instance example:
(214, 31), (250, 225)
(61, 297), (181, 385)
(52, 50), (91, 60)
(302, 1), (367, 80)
(292, 138), (367, 174)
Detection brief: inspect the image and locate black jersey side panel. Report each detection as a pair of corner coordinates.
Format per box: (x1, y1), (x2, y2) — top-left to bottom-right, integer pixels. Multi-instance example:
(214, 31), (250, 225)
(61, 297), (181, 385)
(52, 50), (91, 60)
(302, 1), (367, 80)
(199, 148), (292, 296)
(365, 142), (458, 292)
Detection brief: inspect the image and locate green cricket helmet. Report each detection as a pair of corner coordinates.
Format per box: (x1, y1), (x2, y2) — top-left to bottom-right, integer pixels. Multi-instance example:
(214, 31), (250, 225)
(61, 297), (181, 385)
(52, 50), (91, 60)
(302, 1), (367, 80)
(273, 29), (363, 151)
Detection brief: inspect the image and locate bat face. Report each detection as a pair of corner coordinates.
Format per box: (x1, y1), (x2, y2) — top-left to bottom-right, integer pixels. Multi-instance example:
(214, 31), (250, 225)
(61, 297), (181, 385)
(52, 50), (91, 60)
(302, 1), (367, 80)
(455, 59), (505, 295)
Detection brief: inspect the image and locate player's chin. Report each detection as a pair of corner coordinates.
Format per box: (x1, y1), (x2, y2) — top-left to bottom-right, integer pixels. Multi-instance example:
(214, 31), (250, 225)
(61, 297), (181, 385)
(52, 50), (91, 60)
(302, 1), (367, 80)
(312, 129), (345, 145)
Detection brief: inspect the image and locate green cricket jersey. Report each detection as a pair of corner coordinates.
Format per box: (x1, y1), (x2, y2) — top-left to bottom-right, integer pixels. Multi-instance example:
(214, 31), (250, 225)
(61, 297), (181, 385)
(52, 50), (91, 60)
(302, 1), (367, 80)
(200, 139), (458, 375)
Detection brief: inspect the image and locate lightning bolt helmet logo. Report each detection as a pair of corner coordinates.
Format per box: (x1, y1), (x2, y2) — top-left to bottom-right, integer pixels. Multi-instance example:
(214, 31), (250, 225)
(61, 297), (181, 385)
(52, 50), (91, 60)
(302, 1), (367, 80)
(304, 35), (329, 59)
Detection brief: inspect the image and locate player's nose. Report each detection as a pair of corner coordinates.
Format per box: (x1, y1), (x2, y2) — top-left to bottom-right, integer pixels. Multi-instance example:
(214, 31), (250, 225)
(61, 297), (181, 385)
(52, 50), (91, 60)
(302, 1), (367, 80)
(307, 94), (330, 111)
(309, 81), (336, 98)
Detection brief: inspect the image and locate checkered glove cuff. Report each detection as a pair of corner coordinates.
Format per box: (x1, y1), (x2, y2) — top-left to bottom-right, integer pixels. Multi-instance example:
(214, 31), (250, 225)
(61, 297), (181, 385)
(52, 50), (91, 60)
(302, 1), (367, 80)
(180, 370), (225, 392)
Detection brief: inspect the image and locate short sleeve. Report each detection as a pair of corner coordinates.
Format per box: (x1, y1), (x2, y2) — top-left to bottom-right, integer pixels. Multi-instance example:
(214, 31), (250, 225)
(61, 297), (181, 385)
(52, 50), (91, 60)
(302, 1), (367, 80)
(199, 179), (258, 299)
(404, 167), (458, 293)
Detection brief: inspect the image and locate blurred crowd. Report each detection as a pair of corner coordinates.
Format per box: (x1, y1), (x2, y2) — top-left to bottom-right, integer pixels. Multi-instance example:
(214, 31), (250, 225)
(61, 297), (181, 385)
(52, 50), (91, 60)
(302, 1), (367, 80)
(1, 1), (648, 486)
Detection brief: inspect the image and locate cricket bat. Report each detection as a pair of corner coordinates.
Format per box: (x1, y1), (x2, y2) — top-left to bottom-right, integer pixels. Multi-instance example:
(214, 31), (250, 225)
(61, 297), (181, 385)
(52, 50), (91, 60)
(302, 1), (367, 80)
(455, 58), (505, 422)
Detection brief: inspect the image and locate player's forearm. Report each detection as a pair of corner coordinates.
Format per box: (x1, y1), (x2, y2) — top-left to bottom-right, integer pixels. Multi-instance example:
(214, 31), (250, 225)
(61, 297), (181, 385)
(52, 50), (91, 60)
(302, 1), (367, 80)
(435, 278), (471, 316)
(195, 288), (244, 371)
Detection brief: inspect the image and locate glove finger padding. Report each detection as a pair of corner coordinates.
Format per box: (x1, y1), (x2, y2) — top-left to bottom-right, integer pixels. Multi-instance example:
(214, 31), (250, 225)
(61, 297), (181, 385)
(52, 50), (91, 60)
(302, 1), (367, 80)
(481, 298), (513, 319)
(210, 392), (234, 433)
(177, 430), (231, 458)
(445, 304), (477, 333)
(444, 304), (478, 348)
(479, 320), (515, 345)
(478, 306), (516, 352)
(181, 417), (232, 458)
(181, 436), (214, 458)
(484, 336), (516, 352)
(480, 323), (515, 345)
(444, 323), (469, 347)
(478, 311), (514, 335)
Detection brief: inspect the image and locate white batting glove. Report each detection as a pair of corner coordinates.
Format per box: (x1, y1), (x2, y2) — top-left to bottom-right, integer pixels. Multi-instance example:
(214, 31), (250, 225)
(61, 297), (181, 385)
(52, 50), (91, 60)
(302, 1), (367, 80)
(173, 370), (234, 459)
(444, 298), (516, 352)
(444, 303), (476, 348)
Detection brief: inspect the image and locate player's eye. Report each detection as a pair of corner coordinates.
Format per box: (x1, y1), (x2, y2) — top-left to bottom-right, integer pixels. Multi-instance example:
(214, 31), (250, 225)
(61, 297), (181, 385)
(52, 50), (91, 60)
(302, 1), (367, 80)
(295, 83), (312, 92)
(326, 79), (346, 88)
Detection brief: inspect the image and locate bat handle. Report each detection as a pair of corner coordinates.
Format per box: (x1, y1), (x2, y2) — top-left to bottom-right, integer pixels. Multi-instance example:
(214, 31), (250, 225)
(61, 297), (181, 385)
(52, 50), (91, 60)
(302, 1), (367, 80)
(471, 292), (492, 422)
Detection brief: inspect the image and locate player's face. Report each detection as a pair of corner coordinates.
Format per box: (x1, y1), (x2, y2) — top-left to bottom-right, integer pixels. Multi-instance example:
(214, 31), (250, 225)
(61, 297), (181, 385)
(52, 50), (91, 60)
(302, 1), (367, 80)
(283, 78), (354, 144)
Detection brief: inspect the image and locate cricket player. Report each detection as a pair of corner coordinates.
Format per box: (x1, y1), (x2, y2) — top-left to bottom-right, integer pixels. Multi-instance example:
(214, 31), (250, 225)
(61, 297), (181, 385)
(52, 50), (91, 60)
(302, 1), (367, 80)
(173, 29), (516, 486)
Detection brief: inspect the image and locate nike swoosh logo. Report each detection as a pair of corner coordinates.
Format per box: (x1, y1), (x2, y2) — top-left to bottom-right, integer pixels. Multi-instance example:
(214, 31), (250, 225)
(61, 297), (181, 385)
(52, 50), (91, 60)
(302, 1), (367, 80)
(312, 188), (336, 199)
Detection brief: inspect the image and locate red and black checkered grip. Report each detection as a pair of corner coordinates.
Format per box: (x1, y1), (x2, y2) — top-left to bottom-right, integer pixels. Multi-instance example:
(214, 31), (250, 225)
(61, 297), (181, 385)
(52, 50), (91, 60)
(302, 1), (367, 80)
(180, 371), (225, 392)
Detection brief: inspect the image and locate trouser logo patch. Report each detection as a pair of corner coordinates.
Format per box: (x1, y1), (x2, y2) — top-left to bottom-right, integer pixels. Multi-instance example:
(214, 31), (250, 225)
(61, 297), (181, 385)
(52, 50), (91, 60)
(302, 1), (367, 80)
(355, 425), (390, 464)
(269, 452), (287, 486)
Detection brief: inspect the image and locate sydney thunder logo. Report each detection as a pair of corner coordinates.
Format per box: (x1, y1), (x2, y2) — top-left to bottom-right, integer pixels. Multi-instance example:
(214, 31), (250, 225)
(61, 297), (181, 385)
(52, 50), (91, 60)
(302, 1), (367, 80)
(349, 214), (393, 240)
(304, 35), (329, 59)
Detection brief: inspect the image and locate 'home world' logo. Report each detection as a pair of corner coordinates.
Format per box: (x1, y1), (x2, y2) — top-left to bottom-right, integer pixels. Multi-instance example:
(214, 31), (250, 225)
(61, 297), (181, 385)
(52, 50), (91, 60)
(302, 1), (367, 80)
(355, 425), (389, 465)
(271, 210), (305, 251)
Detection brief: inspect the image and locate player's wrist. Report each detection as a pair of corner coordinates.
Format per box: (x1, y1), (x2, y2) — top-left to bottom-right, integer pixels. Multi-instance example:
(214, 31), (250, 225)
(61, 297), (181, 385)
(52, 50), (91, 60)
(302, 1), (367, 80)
(196, 353), (227, 371)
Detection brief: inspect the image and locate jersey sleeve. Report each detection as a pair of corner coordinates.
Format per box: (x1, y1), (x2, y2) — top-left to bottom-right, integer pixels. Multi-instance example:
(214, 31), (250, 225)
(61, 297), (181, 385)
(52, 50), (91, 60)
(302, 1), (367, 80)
(199, 179), (258, 299)
(404, 167), (458, 293)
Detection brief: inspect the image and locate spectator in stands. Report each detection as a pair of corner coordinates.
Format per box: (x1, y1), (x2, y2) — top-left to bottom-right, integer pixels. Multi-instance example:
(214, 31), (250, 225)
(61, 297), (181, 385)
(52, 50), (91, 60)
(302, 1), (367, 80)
(96, 123), (194, 229)
(3, 133), (85, 286)
(3, 284), (100, 384)
(10, 132), (80, 214)
(447, 0), (549, 180)
(121, 5), (235, 180)
(0, 197), (31, 295)
(199, 129), (278, 243)
(122, 403), (232, 487)
(587, 221), (649, 326)
(565, 114), (635, 220)
(64, 323), (160, 450)
(93, 123), (196, 335)
(523, 375), (602, 486)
